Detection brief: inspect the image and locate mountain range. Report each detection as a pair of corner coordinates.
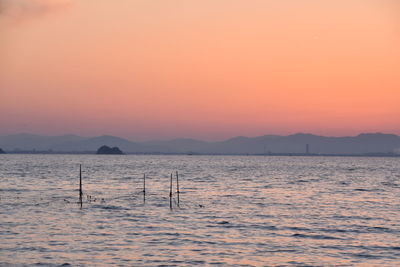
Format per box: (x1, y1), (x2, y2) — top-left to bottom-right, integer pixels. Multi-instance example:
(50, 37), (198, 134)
(0, 133), (400, 155)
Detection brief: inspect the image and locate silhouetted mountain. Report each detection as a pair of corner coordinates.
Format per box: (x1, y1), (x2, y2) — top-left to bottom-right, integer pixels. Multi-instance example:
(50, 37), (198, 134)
(209, 133), (400, 154)
(53, 135), (164, 152)
(0, 133), (86, 151)
(96, 145), (124, 155)
(55, 135), (134, 151)
(0, 132), (399, 155)
(0, 148), (5, 154)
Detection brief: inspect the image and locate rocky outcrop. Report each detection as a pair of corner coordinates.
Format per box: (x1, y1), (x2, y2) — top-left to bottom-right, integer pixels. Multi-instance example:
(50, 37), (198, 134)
(96, 145), (124, 155)
(0, 148), (5, 154)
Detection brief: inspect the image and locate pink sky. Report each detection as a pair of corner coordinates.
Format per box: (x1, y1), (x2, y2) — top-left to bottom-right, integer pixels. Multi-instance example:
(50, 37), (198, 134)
(1, 0), (399, 141)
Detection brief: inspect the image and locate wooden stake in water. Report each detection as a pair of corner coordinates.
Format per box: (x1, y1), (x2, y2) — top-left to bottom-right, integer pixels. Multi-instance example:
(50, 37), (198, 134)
(169, 173), (173, 209)
(143, 173), (146, 203)
(79, 164), (83, 208)
(176, 171), (180, 206)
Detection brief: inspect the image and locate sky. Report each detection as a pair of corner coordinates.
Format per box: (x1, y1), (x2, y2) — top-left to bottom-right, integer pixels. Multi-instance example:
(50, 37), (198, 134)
(0, 0), (399, 141)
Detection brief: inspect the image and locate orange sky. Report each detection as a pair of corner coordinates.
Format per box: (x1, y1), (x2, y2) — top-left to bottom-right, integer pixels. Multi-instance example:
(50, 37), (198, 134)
(0, 0), (399, 140)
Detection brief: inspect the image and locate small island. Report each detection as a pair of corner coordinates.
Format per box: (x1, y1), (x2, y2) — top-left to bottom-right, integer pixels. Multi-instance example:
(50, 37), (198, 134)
(96, 145), (124, 155)
(0, 148), (5, 154)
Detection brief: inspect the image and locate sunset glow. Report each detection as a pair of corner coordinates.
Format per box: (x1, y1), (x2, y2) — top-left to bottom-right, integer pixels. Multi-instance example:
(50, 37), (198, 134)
(1, 0), (399, 140)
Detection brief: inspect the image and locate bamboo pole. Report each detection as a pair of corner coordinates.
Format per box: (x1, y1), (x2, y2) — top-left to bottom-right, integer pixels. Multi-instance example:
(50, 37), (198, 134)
(143, 173), (146, 193)
(176, 171), (180, 206)
(79, 164), (82, 208)
(169, 173), (173, 209)
(143, 173), (146, 203)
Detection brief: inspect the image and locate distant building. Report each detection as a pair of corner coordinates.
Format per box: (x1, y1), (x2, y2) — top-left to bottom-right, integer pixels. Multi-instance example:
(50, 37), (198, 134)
(306, 144), (310, 154)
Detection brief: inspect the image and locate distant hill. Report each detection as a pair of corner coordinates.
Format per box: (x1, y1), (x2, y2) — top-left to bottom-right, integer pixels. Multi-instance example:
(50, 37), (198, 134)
(96, 145), (124, 155)
(210, 133), (400, 155)
(0, 133), (86, 151)
(0, 132), (399, 155)
(53, 135), (137, 152)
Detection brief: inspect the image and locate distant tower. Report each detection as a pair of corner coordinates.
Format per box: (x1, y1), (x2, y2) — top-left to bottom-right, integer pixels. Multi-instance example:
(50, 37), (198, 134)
(306, 144), (310, 154)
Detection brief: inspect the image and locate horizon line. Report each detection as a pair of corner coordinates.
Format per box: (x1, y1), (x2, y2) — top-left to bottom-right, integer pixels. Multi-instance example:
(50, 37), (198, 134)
(1, 131), (399, 143)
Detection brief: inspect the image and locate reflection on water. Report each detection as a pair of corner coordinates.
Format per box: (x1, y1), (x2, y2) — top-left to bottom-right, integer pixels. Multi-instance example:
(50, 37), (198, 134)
(0, 155), (399, 266)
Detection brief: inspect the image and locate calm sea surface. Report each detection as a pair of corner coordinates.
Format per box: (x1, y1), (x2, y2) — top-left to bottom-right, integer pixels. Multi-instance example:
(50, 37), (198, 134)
(0, 155), (399, 266)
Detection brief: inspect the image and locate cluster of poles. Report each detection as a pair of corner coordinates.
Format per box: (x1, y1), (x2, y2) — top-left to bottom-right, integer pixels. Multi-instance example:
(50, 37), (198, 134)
(78, 164), (181, 209)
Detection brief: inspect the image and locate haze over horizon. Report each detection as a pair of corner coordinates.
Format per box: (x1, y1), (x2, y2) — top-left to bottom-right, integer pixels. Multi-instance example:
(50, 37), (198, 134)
(1, 131), (399, 155)
(1, 131), (400, 143)
(1, 0), (399, 141)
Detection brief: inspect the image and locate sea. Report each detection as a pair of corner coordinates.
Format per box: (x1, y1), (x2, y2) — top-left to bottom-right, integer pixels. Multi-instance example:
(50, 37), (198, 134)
(0, 154), (399, 266)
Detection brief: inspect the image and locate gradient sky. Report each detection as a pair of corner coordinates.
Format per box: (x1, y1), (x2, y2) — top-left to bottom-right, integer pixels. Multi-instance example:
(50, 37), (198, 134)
(1, 0), (399, 141)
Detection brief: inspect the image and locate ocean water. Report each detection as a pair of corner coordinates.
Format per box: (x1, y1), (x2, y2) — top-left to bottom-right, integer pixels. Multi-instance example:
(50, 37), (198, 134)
(0, 154), (399, 266)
